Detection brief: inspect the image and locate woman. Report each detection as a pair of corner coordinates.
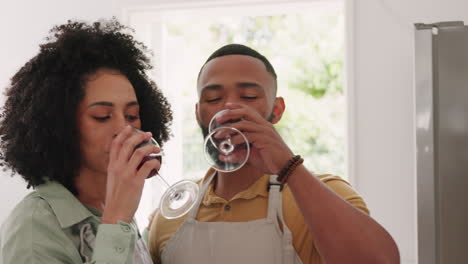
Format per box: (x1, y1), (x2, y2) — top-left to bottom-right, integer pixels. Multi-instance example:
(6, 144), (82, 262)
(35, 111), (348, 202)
(0, 18), (172, 264)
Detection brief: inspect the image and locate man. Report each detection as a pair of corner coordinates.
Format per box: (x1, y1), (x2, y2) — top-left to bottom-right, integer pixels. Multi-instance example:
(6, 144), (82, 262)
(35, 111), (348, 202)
(149, 44), (400, 264)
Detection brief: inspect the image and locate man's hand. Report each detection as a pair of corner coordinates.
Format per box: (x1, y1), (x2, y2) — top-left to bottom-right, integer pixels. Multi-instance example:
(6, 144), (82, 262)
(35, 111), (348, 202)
(215, 103), (294, 175)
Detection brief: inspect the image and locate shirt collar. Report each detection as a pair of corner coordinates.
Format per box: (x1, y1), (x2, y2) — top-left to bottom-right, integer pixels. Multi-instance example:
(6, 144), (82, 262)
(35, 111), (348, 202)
(35, 181), (96, 229)
(201, 168), (270, 206)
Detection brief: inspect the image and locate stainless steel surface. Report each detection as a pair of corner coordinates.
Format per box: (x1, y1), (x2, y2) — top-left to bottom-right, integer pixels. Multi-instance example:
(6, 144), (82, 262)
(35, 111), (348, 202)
(414, 21), (464, 30)
(415, 22), (468, 264)
(414, 27), (437, 264)
(434, 25), (468, 264)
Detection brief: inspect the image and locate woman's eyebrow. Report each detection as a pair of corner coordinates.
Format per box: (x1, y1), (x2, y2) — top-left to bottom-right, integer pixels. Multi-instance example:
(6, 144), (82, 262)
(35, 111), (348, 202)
(87, 101), (113, 108)
(87, 101), (139, 108)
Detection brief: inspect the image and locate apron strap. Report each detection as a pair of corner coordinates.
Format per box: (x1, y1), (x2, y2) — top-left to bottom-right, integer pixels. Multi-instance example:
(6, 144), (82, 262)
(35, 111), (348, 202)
(267, 175), (282, 220)
(187, 171), (217, 219)
(267, 176), (296, 263)
(267, 175), (292, 231)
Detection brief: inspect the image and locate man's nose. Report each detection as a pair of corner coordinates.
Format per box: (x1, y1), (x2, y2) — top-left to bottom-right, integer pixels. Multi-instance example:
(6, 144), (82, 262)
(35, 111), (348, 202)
(224, 94), (241, 107)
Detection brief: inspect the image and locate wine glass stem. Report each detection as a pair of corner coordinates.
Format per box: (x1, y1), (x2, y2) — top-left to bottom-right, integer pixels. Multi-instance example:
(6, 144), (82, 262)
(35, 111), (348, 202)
(157, 174), (171, 189)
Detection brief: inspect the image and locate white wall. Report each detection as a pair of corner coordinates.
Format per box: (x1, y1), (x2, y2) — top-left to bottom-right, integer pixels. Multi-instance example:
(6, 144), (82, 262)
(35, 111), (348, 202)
(352, 1), (468, 263)
(2, 1), (468, 263)
(0, 0), (117, 224)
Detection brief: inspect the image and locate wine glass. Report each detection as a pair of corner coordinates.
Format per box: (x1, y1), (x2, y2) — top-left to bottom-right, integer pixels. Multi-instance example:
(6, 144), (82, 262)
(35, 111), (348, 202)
(203, 109), (250, 172)
(135, 131), (199, 219)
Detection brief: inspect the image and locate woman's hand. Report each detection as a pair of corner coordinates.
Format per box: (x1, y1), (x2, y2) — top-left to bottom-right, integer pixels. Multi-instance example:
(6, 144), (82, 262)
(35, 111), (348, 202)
(102, 125), (161, 224)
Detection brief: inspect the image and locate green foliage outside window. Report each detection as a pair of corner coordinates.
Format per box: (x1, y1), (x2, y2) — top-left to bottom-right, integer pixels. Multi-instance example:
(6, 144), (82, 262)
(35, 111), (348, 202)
(164, 7), (345, 179)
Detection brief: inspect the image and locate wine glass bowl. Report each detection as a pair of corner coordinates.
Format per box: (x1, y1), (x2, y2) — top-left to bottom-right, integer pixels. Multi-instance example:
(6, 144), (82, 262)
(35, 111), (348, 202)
(204, 110), (250, 172)
(134, 130), (199, 219)
(159, 180), (199, 219)
(208, 109), (242, 131)
(135, 137), (162, 178)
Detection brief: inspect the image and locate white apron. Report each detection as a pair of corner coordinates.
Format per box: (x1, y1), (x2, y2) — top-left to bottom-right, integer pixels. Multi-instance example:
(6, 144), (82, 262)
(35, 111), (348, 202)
(161, 173), (303, 264)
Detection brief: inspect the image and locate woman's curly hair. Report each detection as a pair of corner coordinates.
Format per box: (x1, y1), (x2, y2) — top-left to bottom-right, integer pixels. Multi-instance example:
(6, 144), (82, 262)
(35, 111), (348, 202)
(0, 18), (172, 194)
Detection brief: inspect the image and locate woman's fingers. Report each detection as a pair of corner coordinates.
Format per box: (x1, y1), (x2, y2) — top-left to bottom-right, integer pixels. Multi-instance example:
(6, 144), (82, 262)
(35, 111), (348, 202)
(103, 129), (159, 224)
(117, 130), (153, 163)
(109, 125), (134, 162)
(135, 157), (161, 181)
(128, 143), (161, 172)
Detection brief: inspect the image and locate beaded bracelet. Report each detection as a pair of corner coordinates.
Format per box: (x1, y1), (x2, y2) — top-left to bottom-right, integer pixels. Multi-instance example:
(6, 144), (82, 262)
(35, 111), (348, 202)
(276, 155), (304, 184)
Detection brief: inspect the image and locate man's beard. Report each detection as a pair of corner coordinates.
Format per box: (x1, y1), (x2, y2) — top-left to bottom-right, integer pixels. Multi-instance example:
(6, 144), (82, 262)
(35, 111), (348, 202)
(200, 124), (210, 138)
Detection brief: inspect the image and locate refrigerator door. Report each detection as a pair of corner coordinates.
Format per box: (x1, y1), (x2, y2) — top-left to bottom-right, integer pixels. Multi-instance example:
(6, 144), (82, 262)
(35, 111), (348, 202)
(434, 25), (468, 264)
(415, 22), (468, 264)
(415, 25), (437, 264)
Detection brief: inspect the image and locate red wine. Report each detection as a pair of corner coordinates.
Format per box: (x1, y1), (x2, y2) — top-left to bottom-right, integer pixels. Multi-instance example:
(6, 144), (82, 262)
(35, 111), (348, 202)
(135, 139), (162, 178)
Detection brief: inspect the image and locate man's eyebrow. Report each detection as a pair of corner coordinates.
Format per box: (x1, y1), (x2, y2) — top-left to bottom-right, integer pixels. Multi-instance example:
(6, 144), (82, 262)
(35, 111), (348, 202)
(202, 82), (263, 91)
(236, 82), (263, 89)
(201, 84), (223, 92)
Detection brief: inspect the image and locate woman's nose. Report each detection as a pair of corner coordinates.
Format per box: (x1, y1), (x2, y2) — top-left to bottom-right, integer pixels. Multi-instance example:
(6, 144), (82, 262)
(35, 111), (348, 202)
(112, 116), (132, 138)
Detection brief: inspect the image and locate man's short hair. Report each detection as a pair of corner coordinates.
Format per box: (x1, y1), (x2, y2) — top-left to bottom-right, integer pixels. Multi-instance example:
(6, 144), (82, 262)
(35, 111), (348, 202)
(197, 44), (277, 94)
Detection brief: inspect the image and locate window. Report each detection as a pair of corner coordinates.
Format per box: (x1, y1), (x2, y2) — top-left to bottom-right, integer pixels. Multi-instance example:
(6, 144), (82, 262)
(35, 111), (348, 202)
(124, 0), (346, 229)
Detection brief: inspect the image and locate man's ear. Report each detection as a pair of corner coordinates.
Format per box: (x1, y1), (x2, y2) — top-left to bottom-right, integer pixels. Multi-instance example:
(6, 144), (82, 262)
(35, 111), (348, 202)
(271, 97), (285, 124)
(195, 103), (201, 126)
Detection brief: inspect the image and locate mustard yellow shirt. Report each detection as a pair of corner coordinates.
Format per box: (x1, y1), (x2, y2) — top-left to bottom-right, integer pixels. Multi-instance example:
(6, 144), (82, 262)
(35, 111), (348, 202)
(149, 170), (369, 264)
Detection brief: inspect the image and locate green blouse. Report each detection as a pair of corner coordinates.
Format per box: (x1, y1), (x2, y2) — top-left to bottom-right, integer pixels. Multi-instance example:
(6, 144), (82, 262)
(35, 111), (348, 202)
(0, 181), (147, 263)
